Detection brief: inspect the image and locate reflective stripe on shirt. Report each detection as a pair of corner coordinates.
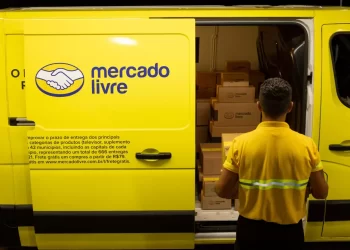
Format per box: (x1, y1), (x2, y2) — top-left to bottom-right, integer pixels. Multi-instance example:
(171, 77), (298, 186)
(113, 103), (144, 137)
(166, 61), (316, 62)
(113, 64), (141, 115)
(239, 179), (309, 190)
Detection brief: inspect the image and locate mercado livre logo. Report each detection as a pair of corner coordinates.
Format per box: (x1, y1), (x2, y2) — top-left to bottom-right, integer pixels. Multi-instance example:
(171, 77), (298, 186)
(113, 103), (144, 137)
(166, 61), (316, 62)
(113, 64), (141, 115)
(36, 63), (170, 97)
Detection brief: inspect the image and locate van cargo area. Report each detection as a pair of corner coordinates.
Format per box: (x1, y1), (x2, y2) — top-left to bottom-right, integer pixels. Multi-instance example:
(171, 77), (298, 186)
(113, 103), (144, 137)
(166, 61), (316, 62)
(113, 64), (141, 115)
(194, 23), (309, 239)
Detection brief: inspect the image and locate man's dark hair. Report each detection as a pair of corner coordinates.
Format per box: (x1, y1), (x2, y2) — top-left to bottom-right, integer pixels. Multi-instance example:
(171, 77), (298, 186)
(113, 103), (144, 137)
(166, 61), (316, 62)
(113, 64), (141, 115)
(259, 77), (292, 118)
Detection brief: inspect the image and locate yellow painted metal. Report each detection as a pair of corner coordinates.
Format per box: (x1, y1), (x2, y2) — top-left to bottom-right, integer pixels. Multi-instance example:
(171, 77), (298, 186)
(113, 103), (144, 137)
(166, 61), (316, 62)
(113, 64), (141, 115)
(34, 233), (194, 250)
(18, 227), (37, 247)
(30, 169), (195, 211)
(1, 6), (350, 248)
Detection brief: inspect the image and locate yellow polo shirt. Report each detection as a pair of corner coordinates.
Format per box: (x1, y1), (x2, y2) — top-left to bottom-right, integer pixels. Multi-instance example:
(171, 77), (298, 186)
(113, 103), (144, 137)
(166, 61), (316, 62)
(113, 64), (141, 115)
(223, 121), (323, 225)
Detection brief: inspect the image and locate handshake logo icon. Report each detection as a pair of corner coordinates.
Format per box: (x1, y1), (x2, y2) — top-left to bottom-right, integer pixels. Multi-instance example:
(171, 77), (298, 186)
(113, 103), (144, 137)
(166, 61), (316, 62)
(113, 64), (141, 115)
(35, 63), (85, 97)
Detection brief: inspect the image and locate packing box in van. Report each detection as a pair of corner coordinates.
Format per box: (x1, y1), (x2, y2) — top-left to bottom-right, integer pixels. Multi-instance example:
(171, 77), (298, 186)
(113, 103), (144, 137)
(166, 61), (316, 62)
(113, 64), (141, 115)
(211, 98), (261, 126)
(201, 190), (231, 210)
(196, 71), (217, 88)
(218, 72), (249, 85)
(197, 162), (221, 182)
(200, 143), (222, 176)
(203, 177), (220, 197)
(225, 60), (251, 73)
(216, 85), (255, 103)
(234, 199), (240, 211)
(197, 88), (216, 99)
(196, 99), (211, 125)
(210, 121), (256, 138)
(222, 81), (249, 87)
(196, 71), (217, 98)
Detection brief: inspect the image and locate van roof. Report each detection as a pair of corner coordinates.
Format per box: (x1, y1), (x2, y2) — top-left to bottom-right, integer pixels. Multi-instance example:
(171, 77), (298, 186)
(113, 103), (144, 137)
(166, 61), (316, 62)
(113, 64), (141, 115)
(1, 5), (346, 12)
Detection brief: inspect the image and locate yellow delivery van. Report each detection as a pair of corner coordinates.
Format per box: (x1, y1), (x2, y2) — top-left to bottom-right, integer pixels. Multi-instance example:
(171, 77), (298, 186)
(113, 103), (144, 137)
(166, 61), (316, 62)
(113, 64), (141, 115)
(0, 5), (350, 250)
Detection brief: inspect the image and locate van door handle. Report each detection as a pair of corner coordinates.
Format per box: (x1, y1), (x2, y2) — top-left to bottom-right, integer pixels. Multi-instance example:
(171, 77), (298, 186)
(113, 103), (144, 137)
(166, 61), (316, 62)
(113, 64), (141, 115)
(9, 117), (35, 126)
(329, 144), (350, 151)
(135, 152), (172, 160)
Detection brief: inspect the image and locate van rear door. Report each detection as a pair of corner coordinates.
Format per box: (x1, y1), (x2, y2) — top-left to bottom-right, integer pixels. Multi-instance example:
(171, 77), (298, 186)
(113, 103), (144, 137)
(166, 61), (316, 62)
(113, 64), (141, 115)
(24, 18), (195, 249)
(310, 24), (350, 238)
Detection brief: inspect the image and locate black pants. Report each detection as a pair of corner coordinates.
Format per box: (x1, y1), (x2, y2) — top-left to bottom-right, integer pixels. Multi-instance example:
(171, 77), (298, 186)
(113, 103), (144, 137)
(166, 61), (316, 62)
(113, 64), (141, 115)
(235, 215), (304, 250)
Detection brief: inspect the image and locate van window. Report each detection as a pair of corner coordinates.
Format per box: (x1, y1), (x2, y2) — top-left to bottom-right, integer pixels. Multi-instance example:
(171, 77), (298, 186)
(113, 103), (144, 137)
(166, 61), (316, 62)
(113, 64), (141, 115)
(331, 33), (350, 107)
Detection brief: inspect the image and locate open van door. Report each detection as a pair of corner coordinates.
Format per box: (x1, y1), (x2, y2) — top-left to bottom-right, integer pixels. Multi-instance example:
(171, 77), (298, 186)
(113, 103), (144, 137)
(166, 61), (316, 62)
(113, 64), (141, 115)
(314, 24), (350, 238)
(23, 18), (195, 249)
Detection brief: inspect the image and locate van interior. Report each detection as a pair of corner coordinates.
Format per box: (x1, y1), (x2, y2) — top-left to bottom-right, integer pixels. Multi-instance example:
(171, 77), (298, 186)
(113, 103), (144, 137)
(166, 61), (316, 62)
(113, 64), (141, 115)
(194, 22), (309, 236)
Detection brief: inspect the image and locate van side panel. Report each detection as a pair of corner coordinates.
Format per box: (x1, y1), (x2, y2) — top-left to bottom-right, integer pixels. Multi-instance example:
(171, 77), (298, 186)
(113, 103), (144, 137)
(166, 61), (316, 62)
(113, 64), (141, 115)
(23, 18), (195, 249)
(0, 18), (12, 165)
(4, 21), (36, 247)
(0, 16), (22, 248)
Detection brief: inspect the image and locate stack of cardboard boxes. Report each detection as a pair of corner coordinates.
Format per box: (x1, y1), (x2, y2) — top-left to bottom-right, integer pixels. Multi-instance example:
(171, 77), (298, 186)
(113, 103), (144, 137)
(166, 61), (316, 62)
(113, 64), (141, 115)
(199, 143), (231, 210)
(199, 133), (244, 211)
(210, 61), (262, 142)
(196, 61), (266, 211)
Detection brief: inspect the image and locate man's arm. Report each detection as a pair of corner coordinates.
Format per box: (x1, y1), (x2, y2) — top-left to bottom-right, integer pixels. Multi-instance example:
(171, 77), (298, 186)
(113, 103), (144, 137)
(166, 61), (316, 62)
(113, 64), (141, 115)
(215, 168), (239, 199)
(310, 170), (328, 199)
(309, 140), (328, 199)
(215, 139), (240, 199)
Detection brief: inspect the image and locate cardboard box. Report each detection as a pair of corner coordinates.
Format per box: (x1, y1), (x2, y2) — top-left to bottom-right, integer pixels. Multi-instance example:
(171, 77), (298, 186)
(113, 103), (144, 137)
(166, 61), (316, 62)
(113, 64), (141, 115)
(234, 199), (240, 211)
(219, 72), (249, 85)
(203, 178), (220, 197)
(196, 72), (217, 98)
(197, 88), (216, 99)
(210, 121), (256, 138)
(222, 133), (243, 164)
(216, 85), (255, 103)
(222, 81), (249, 87)
(196, 126), (209, 152)
(201, 190), (231, 210)
(200, 143), (222, 176)
(198, 162), (220, 182)
(212, 99), (261, 126)
(250, 70), (265, 98)
(226, 60), (251, 73)
(196, 99), (211, 125)
(196, 71), (217, 89)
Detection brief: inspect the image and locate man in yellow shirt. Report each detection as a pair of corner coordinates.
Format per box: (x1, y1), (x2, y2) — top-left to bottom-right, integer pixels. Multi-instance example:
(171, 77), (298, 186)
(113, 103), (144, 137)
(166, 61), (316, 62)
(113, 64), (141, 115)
(215, 78), (328, 250)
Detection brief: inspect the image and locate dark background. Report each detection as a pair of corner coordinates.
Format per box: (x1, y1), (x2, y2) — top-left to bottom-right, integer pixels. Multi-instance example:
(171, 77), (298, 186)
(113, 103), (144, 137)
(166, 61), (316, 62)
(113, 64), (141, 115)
(1, 0), (350, 9)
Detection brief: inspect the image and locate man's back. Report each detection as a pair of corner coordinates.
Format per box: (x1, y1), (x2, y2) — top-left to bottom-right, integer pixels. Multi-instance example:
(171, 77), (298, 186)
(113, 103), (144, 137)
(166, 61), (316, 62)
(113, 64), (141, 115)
(224, 121), (322, 224)
(216, 78), (328, 249)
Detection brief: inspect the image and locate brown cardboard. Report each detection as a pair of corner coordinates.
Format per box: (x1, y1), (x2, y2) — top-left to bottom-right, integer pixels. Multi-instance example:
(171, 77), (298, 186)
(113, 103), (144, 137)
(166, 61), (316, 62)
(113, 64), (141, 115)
(226, 61), (251, 73)
(219, 72), (249, 85)
(201, 190), (231, 210)
(200, 143), (222, 176)
(249, 70), (265, 98)
(234, 199), (240, 211)
(216, 85), (255, 103)
(196, 126), (209, 152)
(196, 71), (217, 89)
(210, 121), (256, 138)
(222, 81), (249, 87)
(198, 162), (220, 182)
(203, 179), (219, 197)
(197, 88), (216, 99)
(196, 72), (217, 99)
(212, 99), (261, 126)
(196, 99), (211, 125)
